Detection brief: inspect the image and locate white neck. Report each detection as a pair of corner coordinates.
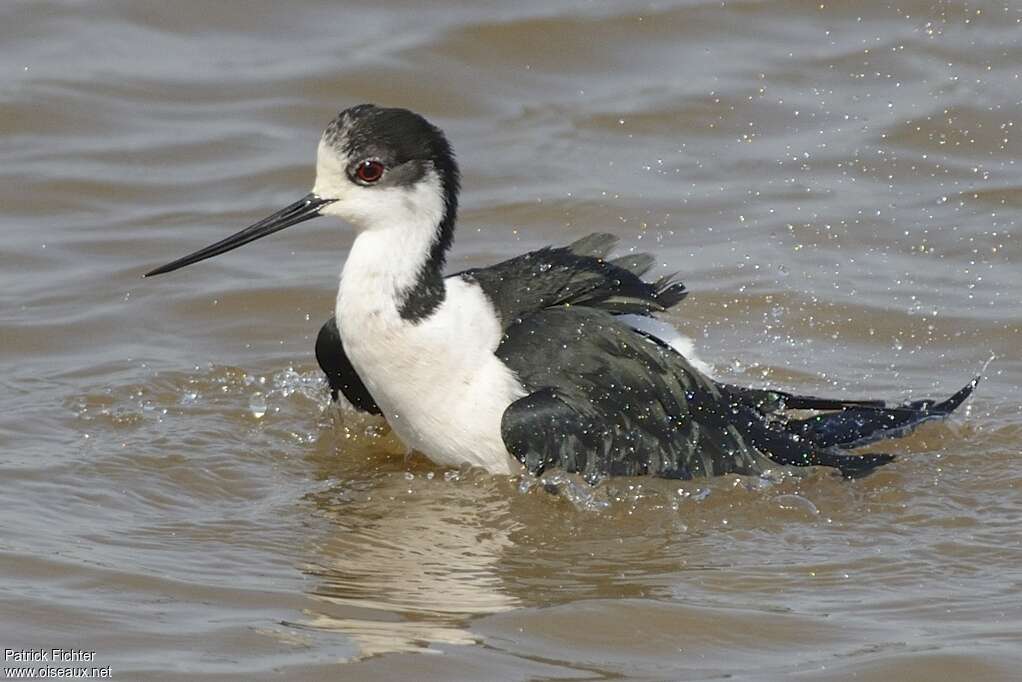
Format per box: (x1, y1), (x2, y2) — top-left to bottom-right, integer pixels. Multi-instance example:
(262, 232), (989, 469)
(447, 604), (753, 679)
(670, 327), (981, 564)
(337, 225), (432, 322)
(333, 172), (447, 326)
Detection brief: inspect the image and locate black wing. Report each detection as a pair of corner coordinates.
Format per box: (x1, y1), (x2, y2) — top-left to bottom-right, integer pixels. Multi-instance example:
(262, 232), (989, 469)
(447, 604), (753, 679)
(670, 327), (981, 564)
(457, 233), (688, 328)
(315, 317), (381, 415)
(498, 306), (897, 481)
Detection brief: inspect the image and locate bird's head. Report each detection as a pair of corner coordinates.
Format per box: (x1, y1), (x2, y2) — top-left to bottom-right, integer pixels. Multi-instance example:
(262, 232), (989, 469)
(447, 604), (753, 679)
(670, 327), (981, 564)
(145, 104), (459, 277)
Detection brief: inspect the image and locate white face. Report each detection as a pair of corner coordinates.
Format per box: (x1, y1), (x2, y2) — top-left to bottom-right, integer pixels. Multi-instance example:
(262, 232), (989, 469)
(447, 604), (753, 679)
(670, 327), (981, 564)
(311, 139), (445, 234)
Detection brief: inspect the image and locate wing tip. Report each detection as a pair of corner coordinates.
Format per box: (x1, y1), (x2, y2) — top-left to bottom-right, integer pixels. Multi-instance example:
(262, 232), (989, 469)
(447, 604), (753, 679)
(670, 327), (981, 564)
(610, 252), (656, 277)
(566, 233), (619, 258)
(932, 375), (981, 414)
(654, 275), (689, 309)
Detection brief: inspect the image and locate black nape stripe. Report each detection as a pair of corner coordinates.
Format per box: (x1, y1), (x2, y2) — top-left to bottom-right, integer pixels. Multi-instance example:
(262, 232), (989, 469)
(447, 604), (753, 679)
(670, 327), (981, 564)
(396, 174), (457, 321)
(397, 136), (459, 322)
(397, 163), (457, 322)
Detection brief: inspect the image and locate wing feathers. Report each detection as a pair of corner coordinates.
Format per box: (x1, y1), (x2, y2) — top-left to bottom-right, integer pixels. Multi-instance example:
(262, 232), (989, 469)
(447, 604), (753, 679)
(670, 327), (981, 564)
(457, 232), (687, 327)
(499, 306), (975, 481)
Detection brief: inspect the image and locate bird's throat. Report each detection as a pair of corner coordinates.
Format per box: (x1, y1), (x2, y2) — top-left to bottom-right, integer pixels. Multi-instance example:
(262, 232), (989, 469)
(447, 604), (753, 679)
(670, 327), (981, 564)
(336, 224), (450, 337)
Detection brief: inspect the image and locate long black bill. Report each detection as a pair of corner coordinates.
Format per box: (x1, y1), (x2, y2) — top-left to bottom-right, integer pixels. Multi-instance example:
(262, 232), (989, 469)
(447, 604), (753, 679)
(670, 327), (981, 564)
(144, 193), (333, 277)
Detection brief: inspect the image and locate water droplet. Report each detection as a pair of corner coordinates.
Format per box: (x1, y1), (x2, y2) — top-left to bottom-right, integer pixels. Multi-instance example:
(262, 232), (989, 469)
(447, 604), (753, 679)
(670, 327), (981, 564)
(249, 392), (267, 419)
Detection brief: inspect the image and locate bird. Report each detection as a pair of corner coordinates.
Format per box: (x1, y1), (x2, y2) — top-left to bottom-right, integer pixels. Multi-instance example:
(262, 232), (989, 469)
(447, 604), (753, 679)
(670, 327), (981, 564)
(146, 104), (978, 482)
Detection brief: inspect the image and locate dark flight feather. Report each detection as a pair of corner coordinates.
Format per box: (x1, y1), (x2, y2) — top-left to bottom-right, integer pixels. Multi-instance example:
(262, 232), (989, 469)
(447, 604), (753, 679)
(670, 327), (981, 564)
(783, 376), (979, 450)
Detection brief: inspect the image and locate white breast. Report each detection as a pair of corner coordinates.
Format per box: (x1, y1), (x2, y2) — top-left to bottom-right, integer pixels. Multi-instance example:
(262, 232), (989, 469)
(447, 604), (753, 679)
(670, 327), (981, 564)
(337, 272), (526, 473)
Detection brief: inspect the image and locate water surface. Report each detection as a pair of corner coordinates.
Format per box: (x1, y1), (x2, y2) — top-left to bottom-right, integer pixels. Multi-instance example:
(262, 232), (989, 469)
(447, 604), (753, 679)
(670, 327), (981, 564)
(2, 1), (1020, 679)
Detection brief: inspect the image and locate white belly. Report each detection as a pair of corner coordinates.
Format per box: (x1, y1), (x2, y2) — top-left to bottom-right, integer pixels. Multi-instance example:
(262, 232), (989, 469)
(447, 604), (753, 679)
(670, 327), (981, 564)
(337, 277), (526, 473)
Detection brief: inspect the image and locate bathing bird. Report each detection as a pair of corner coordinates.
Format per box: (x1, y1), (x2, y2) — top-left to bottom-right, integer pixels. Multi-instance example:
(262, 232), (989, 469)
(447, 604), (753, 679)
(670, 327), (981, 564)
(146, 104), (977, 481)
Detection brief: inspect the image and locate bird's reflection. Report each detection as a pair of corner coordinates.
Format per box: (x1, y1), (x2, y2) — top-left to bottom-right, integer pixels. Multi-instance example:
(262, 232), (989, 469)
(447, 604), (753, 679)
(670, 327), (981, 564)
(298, 415), (520, 658)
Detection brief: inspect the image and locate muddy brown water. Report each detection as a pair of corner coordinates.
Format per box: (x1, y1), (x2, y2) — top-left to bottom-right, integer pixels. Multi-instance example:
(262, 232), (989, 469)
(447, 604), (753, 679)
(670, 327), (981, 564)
(2, 1), (1021, 680)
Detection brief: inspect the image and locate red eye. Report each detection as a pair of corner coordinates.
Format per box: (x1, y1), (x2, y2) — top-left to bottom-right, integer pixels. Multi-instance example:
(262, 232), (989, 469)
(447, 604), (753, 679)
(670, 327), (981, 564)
(355, 159), (385, 183)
